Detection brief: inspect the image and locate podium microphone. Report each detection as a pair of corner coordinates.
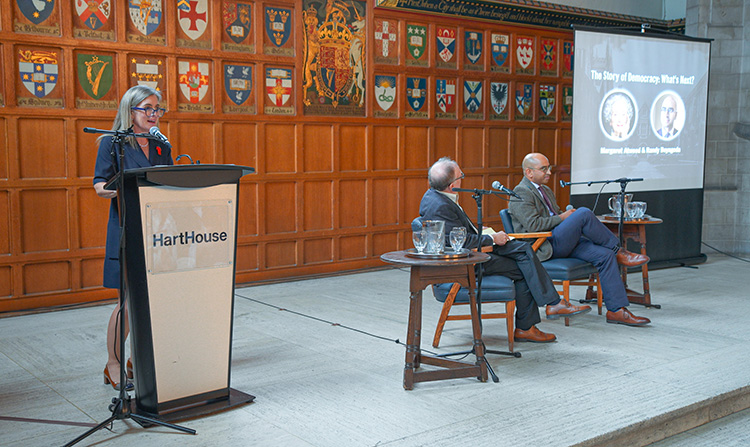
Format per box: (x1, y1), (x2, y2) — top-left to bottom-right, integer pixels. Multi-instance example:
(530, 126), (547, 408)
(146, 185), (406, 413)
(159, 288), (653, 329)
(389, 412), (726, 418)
(491, 181), (522, 199)
(149, 126), (172, 149)
(560, 180), (569, 188)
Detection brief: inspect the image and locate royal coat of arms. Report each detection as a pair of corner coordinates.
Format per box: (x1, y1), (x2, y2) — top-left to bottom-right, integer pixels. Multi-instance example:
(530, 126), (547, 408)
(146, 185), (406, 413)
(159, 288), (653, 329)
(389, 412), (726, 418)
(178, 0), (208, 40)
(465, 31), (482, 65)
(129, 0), (162, 35)
(407, 24), (426, 61)
(178, 60), (209, 103)
(490, 82), (508, 115)
(464, 80), (482, 113)
(516, 83), (532, 115)
(436, 79), (456, 113)
(406, 77), (426, 112)
(516, 36), (534, 69)
(302, 1), (366, 112)
(374, 75), (395, 111)
(17, 0), (55, 25)
(19, 50), (58, 98)
(225, 64), (252, 106)
(76, 0), (110, 30)
(223, 2), (251, 44)
(436, 27), (456, 63)
(77, 54), (113, 100)
(539, 85), (555, 116)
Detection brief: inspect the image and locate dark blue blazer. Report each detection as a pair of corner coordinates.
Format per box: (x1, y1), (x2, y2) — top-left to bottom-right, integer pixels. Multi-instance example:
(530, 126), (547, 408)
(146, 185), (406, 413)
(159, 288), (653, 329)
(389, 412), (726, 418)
(93, 136), (173, 288)
(418, 188), (491, 250)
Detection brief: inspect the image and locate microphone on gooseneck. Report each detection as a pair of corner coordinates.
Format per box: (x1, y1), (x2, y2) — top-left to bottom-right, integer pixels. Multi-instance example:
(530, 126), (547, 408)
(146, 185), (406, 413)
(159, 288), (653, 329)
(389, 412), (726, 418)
(149, 126), (172, 149)
(491, 181), (522, 199)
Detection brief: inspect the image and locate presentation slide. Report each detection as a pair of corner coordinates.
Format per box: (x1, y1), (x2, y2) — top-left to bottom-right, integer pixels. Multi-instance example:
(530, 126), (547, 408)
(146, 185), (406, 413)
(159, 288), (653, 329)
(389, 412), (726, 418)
(570, 29), (711, 195)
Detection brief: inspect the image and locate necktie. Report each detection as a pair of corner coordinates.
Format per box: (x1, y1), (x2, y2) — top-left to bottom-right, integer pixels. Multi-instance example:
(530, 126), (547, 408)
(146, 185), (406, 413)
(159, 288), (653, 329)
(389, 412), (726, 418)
(538, 186), (557, 216)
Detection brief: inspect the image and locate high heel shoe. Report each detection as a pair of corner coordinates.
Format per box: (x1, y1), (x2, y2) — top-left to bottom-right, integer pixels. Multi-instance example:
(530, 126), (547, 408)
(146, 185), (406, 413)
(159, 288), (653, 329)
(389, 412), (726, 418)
(126, 358), (134, 380)
(103, 365), (134, 391)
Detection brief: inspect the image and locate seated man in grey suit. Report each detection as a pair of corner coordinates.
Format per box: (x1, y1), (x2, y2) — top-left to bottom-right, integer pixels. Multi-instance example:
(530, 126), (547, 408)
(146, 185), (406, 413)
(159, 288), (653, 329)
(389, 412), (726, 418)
(508, 153), (651, 327)
(419, 157), (590, 343)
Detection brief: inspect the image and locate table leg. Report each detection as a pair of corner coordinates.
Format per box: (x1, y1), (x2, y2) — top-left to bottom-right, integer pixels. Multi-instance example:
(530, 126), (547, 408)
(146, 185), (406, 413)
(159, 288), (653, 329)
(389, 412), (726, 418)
(403, 289), (422, 390)
(466, 276), (488, 383)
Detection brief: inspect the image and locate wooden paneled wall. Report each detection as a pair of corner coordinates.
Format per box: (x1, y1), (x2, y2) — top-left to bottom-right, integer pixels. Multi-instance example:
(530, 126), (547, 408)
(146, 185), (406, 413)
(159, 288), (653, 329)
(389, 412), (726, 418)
(0, 0), (574, 312)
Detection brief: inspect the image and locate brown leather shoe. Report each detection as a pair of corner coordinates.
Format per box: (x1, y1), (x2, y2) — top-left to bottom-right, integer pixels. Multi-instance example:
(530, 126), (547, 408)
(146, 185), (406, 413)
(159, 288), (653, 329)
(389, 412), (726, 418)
(514, 326), (556, 343)
(546, 300), (592, 320)
(616, 248), (649, 267)
(606, 307), (651, 326)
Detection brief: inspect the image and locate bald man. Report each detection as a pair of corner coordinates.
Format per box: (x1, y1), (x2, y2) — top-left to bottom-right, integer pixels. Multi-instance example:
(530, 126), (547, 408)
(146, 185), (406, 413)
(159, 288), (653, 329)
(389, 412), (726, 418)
(419, 157), (590, 343)
(508, 153), (651, 327)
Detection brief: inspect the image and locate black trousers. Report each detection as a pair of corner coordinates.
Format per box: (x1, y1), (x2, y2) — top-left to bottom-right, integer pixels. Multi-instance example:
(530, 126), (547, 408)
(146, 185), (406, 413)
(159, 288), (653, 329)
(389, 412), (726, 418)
(478, 240), (559, 330)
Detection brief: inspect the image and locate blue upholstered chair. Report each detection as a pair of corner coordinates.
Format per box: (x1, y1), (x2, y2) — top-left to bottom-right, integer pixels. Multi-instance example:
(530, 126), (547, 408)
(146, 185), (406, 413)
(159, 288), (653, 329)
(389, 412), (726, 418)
(500, 209), (603, 322)
(411, 217), (517, 352)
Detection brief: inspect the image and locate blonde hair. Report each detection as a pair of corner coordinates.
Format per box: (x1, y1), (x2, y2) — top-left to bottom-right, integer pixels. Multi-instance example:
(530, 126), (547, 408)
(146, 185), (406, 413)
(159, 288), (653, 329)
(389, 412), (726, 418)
(99, 85), (162, 148)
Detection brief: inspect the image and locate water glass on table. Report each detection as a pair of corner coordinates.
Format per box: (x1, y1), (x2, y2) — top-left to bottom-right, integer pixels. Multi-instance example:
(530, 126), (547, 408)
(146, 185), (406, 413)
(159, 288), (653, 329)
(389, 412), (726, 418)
(412, 230), (427, 253)
(449, 226), (467, 252)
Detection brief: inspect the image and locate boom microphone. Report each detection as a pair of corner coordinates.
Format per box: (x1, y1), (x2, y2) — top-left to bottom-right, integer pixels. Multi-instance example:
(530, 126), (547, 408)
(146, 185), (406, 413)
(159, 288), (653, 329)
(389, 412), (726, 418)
(491, 181), (521, 199)
(149, 126), (172, 149)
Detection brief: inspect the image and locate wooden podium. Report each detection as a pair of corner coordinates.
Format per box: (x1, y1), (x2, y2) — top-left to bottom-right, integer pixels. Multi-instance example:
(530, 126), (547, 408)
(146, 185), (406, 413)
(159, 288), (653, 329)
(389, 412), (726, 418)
(110, 164), (255, 421)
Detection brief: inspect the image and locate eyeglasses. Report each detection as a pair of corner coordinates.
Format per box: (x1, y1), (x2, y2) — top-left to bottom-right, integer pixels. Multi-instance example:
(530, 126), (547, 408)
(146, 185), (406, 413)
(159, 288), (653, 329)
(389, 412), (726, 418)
(661, 107), (675, 114)
(533, 165), (554, 173)
(131, 106), (167, 117)
(451, 172), (465, 183)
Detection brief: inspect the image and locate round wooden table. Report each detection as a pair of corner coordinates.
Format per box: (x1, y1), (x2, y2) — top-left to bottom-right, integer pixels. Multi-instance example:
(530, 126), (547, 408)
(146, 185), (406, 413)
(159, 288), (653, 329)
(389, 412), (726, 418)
(380, 250), (490, 390)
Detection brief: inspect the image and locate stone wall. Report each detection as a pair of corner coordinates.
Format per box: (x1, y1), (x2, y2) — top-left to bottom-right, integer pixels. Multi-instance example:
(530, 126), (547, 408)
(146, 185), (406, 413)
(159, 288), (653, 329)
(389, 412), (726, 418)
(687, 0), (750, 255)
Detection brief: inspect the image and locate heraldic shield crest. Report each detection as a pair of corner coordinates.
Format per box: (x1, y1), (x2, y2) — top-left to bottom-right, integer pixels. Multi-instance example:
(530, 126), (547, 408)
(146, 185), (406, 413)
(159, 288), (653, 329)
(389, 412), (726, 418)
(77, 54), (113, 100)
(266, 6), (291, 47)
(464, 81), (482, 112)
(17, 0), (56, 25)
(224, 3), (251, 44)
(517, 37), (533, 69)
(492, 34), (509, 67)
(490, 82), (508, 114)
(375, 75), (395, 111)
(540, 85), (555, 116)
(225, 64), (252, 106)
(407, 77), (426, 112)
(407, 24), (426, 60)
(302, 1), (366, 109)
(436, 79), (456, 113)
(465, 31), (482, 64)
(516, 83), (532, 115)
(19, 50), (58, 98)
(76, 0), (111, 30)
(129, 0), (162, 35)
(436, 27), (456, 63)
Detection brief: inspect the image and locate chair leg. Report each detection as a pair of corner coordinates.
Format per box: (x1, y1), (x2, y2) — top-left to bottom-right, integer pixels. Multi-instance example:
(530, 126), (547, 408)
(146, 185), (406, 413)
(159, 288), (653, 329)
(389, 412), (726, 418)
(506, 300), (515, 353)
(432, 283), (460, 348)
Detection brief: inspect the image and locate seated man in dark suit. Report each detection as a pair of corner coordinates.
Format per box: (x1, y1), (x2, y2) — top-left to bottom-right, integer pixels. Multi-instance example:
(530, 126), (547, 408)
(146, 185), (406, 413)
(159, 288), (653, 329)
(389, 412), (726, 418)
(419, 157), (590, 343)
(509, 153), (651, 326)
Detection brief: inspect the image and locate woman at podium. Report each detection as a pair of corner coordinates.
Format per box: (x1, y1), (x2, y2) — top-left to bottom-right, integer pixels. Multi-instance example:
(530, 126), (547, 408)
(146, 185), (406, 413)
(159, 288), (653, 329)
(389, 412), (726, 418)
(93, 85), (173, 390)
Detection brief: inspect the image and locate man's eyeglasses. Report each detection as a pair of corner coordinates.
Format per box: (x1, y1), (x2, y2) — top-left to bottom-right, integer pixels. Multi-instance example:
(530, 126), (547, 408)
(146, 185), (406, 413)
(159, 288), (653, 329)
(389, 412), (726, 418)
(661, 107), (675, 114)
(451, 172), (465, 183)
(131, 106), (167, 117)
(533, 165), (554, 173)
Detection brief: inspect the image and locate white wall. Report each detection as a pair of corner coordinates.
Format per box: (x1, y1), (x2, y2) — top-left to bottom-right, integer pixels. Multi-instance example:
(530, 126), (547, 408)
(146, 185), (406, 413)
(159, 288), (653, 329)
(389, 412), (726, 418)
(541, 0), (687, 20)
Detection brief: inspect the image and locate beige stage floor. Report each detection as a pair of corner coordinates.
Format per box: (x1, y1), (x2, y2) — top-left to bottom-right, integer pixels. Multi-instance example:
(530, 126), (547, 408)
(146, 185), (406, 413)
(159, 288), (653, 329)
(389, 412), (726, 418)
(1, 254), (749, 447)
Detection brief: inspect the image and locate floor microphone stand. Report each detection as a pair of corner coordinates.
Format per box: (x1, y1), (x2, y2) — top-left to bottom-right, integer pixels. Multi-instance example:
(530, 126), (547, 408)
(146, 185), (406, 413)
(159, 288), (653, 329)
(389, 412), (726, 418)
(66, 128), (195, 447)
(436, 187), (521, 384)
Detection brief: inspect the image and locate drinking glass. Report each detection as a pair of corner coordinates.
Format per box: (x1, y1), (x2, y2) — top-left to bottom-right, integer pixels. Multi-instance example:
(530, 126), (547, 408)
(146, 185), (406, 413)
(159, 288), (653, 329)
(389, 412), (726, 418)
(412, 230), (427, 253)
(449, 227), (467, 252)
